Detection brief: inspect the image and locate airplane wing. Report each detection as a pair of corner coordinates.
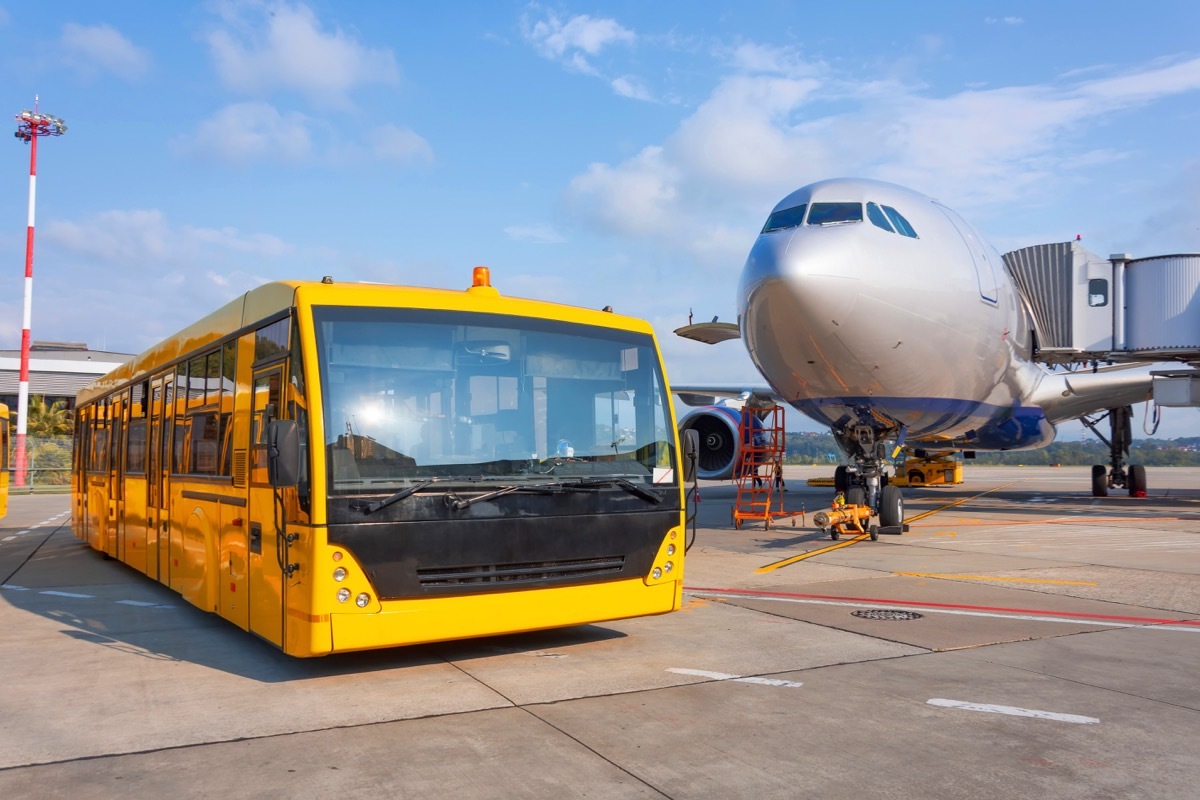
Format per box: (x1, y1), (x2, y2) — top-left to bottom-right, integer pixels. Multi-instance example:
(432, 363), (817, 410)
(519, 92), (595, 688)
(670, 385), (780, 408)
(1032, 362), (1155, 424)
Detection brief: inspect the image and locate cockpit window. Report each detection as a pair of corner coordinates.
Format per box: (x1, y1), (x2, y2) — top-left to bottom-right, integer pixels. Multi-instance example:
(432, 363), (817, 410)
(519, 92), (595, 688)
(882, 206), (918, 238)
(807, 202), (863, 226)
(762, 204), (807, 233)
(866, 202), (894, 232)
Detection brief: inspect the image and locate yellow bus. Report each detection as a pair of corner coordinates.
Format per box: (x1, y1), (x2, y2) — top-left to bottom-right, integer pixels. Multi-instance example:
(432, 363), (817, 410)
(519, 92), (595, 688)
(73, 269), (691, 657)
(0, 403), (9, 518)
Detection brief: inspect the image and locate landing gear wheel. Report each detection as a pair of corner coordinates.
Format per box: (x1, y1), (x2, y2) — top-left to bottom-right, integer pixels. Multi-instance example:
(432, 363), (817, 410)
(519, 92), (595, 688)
(1128, 464), (1147, 497)
(869, 524), (879, 542)
(834, 465), (849, 493)
(1091, 464), (1108, 497)
(846, 487), (866, 508)
(879, 485), (903, 528)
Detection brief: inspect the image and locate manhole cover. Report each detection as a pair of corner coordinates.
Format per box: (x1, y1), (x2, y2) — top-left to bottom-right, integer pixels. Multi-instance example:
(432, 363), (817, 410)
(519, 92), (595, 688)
(851, 609), (923, 621)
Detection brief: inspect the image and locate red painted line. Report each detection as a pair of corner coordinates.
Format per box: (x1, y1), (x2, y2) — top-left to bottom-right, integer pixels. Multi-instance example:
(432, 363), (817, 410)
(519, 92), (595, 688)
(685, 586), (1200, 627)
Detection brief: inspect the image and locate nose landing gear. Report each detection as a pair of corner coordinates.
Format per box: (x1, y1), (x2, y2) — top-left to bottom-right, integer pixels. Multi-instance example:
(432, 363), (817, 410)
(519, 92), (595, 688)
(832, 422), (907, 531)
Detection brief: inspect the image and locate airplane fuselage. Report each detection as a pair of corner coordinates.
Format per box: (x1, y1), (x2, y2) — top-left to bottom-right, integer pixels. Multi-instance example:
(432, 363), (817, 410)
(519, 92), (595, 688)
(738, 178), (1056, 450)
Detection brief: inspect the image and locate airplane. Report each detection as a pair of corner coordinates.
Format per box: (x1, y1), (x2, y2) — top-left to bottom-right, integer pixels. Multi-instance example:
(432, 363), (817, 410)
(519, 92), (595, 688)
(673, 177), (1155, 526)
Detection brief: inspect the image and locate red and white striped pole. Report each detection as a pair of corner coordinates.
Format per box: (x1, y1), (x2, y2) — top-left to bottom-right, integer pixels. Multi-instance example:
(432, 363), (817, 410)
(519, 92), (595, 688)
(13, 101), (67, 487)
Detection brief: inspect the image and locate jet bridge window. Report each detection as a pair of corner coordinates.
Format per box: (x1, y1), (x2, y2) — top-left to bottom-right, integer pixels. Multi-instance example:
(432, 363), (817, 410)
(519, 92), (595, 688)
(1088, 278), (1108, 307)
(882, 206), (918, 238)
(762, 204), (807, 233)
(807, 203), (863, 226)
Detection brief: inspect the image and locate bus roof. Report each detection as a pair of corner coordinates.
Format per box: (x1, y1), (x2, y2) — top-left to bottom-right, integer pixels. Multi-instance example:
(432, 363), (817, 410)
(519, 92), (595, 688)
(77, 276), (655, 404)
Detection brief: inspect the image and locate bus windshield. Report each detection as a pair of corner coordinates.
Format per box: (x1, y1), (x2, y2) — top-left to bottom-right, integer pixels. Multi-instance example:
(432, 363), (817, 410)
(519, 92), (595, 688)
(312, 307), (676, 493)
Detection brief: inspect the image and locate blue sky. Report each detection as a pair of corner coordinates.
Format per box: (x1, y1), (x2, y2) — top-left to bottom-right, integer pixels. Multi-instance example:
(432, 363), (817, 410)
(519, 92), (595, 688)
(2, 1), (1199, 438)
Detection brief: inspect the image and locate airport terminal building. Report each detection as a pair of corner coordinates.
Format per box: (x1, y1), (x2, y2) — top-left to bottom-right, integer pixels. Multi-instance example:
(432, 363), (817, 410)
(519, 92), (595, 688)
(0, 341), (131, 413)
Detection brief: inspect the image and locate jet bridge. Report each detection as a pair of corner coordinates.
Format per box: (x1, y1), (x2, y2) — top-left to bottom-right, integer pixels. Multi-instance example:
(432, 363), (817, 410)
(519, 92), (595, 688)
(1003, 242), (1200, 407)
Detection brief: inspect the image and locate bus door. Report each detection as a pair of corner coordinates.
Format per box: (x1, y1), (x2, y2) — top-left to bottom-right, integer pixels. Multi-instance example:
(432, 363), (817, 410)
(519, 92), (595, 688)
(84, 397), (114, 555)
(247, 365), (286, 647)
(147, 372), (173, 583)
(111, 393), (127, 562)
(0, 405), (9, 519)
(120, 384), (151, 574)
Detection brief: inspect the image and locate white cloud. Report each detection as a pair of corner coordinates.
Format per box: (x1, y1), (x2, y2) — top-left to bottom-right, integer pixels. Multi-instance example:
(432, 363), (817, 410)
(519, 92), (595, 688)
(985, 17), (1025, 25)
(504, 224), (565, 244)
(43, 208), (295, 266)
(564, 54), (1200, 260)
(721, 42), (819, 78)
(206, 1), (399, 106)
(369, 124), (434, 165)
(171, 102), (313, 165)
(611, 75), (654, 101)
(523, 10), (635, 61)
(566, 146), (681, 239)
(33, 207), (302, 352)
(522, 7), (650, 100)
(60, 22), (150, 80)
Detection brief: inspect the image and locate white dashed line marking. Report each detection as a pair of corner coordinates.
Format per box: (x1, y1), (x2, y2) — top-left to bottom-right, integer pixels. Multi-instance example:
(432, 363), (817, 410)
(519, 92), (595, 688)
(668, 668), (803, 688)
(928, 698), (1099, 724)
(38, 590), (95, 599)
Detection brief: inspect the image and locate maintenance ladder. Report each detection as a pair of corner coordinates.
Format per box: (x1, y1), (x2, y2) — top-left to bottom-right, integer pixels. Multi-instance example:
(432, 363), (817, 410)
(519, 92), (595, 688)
(732, 404), (804, 530)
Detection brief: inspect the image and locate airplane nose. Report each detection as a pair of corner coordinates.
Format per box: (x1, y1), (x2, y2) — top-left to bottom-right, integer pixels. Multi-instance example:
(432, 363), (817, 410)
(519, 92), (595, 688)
(739, 231), (863, 326)
(737, 230), (873, 403)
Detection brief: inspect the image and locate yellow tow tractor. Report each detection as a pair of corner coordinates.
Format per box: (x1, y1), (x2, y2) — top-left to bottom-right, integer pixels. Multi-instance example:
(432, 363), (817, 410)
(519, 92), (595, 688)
(891, 450), (963, 487)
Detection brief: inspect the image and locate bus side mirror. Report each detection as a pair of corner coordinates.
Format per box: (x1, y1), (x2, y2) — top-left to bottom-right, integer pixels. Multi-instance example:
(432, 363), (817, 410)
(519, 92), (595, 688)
(682, 428), (699, 484)
(267, 419), (300, 488)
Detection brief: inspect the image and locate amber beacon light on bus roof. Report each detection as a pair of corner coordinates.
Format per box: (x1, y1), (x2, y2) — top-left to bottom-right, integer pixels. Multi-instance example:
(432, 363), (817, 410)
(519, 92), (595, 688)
(12, 98), (67, 488)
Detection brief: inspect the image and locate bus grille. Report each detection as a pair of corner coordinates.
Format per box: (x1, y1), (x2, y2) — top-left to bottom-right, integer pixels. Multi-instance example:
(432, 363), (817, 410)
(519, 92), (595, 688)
(417, 555), (626, 587)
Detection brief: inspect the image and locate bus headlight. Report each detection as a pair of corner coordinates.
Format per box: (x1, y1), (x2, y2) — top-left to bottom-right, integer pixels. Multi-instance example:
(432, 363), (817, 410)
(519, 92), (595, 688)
(664, 561), (674, 573)
(356, 592), (371, 608)
(336, 588), (350, 603)
(652, 567), (662, 579)
(667, 544), (675, 556)
(333, 567), (347, 582)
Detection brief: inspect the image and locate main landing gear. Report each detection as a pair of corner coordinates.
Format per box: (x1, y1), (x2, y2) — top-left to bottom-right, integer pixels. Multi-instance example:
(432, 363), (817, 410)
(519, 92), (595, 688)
(1081, 406), (1147, 497)
(832, 422), (905, 529)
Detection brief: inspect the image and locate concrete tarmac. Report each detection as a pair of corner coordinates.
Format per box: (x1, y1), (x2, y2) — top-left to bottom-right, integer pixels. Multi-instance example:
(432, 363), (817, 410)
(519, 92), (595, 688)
(2, 466), (1198, 799)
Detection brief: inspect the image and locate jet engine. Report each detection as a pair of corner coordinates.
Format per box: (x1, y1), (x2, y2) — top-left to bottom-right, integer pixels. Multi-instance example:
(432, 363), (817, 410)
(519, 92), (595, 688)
(677, 405), (761, 480)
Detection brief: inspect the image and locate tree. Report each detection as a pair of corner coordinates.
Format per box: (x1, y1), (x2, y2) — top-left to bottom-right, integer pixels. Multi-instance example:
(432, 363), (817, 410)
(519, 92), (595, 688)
(26, 396), (73, 437)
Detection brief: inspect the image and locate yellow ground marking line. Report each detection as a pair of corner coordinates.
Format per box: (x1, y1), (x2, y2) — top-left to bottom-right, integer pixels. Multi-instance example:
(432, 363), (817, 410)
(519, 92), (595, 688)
(755, 481), (1019, 574)
(755, 533), (870, 573)
(894, 572), (1097, 586)
(903, 481), (1017, 523)
(912, 516), (1184, 528)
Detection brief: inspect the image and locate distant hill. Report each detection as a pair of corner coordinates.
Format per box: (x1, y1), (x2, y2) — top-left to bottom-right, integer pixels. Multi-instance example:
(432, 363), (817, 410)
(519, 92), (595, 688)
(784, 432), (1200, 467)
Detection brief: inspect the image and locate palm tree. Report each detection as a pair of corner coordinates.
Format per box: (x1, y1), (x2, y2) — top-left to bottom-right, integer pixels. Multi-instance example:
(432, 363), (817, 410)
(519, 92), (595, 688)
(26, 395), (72, 437)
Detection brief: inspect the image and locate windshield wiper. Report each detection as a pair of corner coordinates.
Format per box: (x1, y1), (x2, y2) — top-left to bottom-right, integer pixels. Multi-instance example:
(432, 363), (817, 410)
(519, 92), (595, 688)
(443, 485), (523, 510)
(358, 476), (664, 514)
(356, 479), (439, 514)
(565, 477), (664, 504)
